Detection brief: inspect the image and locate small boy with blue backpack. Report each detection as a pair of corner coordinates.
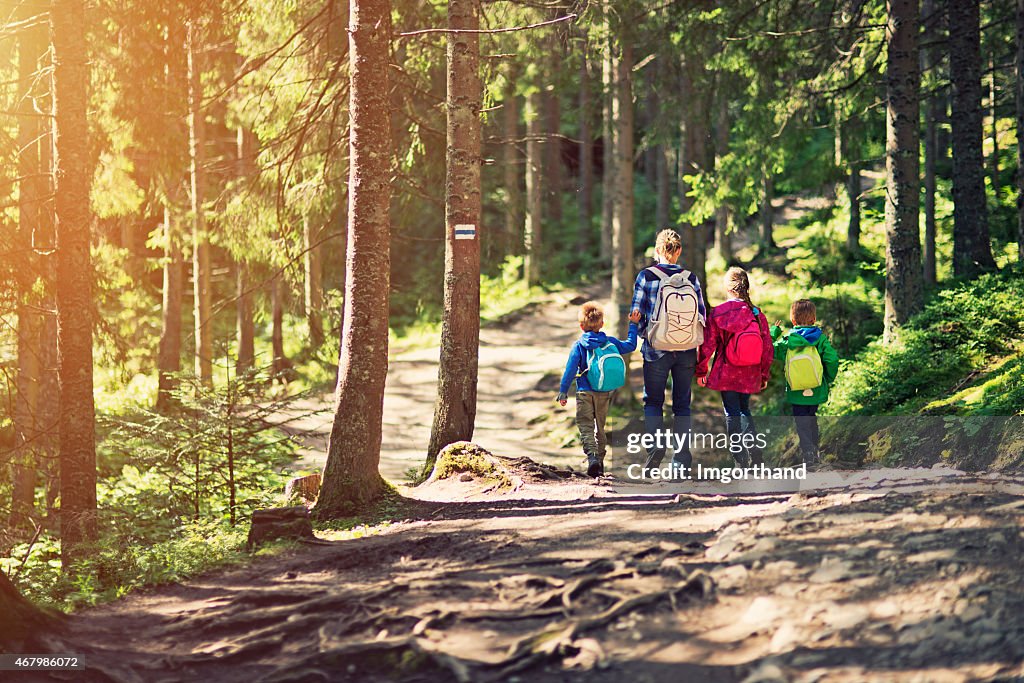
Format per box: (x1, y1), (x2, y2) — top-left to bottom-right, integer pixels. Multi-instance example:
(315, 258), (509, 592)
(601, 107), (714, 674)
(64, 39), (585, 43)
(557, 302), (640, 477)
(770, 299), (840, 467)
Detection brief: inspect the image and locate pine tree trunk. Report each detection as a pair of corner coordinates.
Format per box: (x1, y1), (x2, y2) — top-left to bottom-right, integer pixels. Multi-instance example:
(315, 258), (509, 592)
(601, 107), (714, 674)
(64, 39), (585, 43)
(578, 48), (593, 254)
(948, 0), (996, 278)
(157, 206), (184, 409)
(425, 0), (482, 471)
(11, 6), (48, 528)
(544, 41), (562, 226)
(656, 147), (670, 231)
(760, 171), (775, 250)
(600, 21), (615, 262)
(304, 216), (325, 347)
(52, 0), (98, 565)
(714, 91), (731, 262)
(1018, 0), (1024, 264)
(502, 69), (521, 258)
(989, 52), (999, 198)
(187, 16), (213, 382)
(884, 0), (924, 343)
(314, 0), (391, 517)
(236, 263), (255, 373)
(842, 113), (862, 255)
(0, 572), (63, 652)
(921, 0), (937, 282)
(610, 41), (634, 339)
(524, 90), (543, 284)
(271, 274), (288, 376)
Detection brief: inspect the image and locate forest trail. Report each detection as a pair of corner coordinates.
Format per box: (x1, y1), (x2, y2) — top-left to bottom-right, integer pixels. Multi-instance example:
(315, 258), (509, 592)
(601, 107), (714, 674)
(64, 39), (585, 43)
(32, 465), (1024, 683)
(285, 280), (626, 482)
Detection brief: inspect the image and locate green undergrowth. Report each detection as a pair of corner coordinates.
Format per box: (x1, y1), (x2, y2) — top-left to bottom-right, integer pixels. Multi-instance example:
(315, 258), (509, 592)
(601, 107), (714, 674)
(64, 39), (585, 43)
(830, 269), (1024, 416)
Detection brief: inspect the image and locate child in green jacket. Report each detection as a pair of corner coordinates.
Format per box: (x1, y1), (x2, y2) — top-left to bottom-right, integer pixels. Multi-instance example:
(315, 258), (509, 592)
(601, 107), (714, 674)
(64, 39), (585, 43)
(770, 299), (839, 465)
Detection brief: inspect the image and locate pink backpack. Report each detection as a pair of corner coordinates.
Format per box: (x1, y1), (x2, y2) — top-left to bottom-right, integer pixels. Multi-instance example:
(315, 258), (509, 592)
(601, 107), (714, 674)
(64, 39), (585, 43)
(725, 312), (762, 366)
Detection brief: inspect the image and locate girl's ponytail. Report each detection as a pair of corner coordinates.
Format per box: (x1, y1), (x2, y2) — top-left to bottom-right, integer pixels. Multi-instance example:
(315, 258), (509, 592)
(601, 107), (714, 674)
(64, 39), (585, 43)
(725, 267), (755, 311)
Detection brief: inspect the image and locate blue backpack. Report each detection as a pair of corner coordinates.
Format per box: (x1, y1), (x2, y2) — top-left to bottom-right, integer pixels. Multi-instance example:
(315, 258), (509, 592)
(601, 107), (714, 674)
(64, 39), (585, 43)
(586, 343), (626, 392)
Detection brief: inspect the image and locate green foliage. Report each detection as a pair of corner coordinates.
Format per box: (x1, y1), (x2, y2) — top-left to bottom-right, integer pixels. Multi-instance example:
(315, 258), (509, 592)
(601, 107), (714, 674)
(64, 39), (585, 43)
(830, 270), (1024, 415)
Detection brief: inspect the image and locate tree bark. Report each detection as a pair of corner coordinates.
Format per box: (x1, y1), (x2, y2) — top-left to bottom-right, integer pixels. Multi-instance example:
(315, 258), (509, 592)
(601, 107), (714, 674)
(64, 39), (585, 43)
(236, 263), (255, 373)
(156, 17), (187, 411)
(884, 0), (924, 343)
(53, 0), (98, 565)
(425, 0), (482, 472)
(10, 2), (49, 528)
(543, 39), (562, 226)
(0, 572), (63, 653)
(156, 206), (184, 408)
(304, 215), (325, 347)
(578, 47), (593, 254)
(271, 274), (288, 376)
(600, 20), (615, 262)
(948, 0), (996, 278)
(988, 51), (999, 198)
(187, 14), (213, 382)
(502, 68), (521, 258)
(714, 90), (731, 262)
(314, 0), (391, 516)
(524, 90), (543, 285)
(610, 41), (634, 339)
(842, 113), (863, 255)
(922, 0), (937, 283)
(656, 147), (670, 231)
(1018, 0), (1024, 264)
(760, 171), (774, 251)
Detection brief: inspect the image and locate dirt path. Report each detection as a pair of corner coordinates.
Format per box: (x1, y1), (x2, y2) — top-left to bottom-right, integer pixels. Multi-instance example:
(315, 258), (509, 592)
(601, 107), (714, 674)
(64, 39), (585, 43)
(27, 466), (1024, 683)
(281, 282), (631, 482)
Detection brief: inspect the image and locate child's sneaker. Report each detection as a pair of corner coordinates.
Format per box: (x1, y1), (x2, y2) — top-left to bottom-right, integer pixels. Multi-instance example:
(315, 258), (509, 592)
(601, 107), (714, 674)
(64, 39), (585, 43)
(587, 458), (602, 478)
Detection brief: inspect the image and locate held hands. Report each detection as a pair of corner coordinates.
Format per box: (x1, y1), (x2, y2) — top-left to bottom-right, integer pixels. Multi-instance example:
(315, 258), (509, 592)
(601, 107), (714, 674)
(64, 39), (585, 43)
(556, 391), (568, 407)
(628, 309), (641, 324)
(696, 375), (708, 387)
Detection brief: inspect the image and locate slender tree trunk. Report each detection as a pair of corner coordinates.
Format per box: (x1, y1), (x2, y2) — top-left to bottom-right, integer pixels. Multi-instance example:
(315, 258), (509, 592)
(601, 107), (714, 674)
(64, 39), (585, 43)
(610, 41), (634, 339)
(270, 274), (288, 375)
(578, 47), (593, 254)
(38, 63), (58, 516)
(922, 0), (937, 283)
(187, 16), (213, 382)
(53, 0), (98, 565)
(156, 18), (186, 410)
(235, 263), (254, 373)
(714, 91), (731, 262)
(848, 156), (863, 255)
(425, 0), (482, 471)
(760, 171), (775, 251)
(524, 90), (543, 284)
(989, 52), (999, 198)
(884, 0), (924, 343)
(304, 215), (325, 347)
(948, 0), (996, 278)
(314, 0), (391, 516)
(10, 4), (48, 527)
(600, 23), (615, 262)
(656, 148), (670, 230)
(156, 206), (184, 408)
(502, 68), (521, 258)
(544, 40), (562, 226)
(1017, 0), (1024, 264)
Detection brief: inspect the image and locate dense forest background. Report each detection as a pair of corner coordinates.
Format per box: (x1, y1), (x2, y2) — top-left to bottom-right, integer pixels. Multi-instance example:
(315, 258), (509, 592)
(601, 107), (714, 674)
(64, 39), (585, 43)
(1, 0), (1022, 615)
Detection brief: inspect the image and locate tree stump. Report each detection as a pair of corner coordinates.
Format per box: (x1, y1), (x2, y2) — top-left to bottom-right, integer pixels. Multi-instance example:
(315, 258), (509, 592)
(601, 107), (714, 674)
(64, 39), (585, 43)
(246, 506), (314, 549)
(0, 573), (63, 653)
(284, 473), (322, 507)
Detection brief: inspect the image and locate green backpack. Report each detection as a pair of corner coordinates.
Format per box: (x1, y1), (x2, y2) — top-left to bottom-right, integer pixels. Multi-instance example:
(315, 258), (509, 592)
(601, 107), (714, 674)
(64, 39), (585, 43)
(785, 345), (824, 392)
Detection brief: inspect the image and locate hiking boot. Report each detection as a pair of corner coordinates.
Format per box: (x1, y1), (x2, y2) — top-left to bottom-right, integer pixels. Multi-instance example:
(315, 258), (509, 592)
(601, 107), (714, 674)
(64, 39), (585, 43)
(733, 449), (751, 468)
(643, 414), (665, 469)
(747, 447), (765, 467)
(587, 459), (602, 478)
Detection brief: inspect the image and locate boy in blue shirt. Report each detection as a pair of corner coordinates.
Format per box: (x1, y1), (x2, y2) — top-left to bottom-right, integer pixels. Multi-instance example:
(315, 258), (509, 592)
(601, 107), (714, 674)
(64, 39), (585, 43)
(557, 302), (639, 477)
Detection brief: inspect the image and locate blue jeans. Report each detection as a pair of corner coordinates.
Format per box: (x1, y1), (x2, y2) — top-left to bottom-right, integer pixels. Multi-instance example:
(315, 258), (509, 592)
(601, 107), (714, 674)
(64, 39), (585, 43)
(792, 404), (819, 462)
(642, 349), (696, 418)
(721, 391), (755, 439)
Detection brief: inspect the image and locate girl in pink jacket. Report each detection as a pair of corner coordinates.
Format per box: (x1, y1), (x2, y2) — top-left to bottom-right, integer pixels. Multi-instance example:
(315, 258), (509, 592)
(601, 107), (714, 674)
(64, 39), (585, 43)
(695, 267), (774, 466)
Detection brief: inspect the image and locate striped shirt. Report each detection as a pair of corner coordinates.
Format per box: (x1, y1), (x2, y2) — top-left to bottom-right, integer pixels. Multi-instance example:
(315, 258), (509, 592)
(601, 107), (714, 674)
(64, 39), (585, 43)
(629, 263), (707, 361)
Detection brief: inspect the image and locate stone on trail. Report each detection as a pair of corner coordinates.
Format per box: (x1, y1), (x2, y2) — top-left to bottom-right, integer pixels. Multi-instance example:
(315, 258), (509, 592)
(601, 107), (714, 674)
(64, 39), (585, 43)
(247, 506), (315, 549)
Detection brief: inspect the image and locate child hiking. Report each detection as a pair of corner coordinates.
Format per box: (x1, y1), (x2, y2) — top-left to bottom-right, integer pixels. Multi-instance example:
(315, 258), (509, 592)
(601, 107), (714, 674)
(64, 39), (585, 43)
(557, 302), (639, 477)
(770, 299), (839, 467)
(695, 267), (774, 467)
(629, 229), (707, 474)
